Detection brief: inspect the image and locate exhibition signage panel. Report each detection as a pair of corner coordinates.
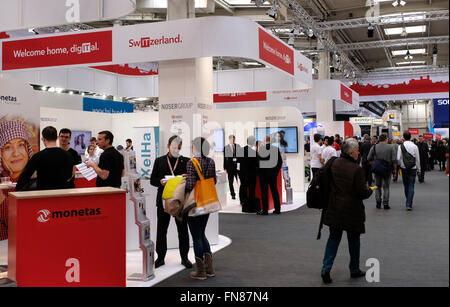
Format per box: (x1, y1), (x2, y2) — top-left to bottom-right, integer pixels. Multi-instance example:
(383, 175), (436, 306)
(133, 127), (159, 177)
(258, 28), (294, 75)
(214, 92), (267, 103)
(436, 133), (442, 140)
(8, 187), (126, 287)
(340, 84), (353, 104)
(423, 133), (434, 139)
(0, 17), (312, 88)
(83, 97), (133, 113)
(0, 0), (136, 32)
(433, 98), (449, 128)
(1, 30), (113, 70)
(408, 129), (419, 135)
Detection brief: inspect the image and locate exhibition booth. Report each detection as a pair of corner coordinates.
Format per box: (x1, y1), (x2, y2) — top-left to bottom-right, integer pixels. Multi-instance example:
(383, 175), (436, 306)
(0, 14), (313, 287)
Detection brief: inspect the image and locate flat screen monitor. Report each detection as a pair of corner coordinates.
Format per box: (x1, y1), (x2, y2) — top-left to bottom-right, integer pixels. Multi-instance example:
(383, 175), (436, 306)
(70, 131), (92, 155)
(213, 129), (225, 152)
(254, 127), (298, 153)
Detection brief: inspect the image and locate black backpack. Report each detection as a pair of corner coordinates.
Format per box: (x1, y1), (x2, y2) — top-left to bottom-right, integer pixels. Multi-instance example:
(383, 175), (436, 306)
(371, 145), (392, 178)
(306, 157), (337, 240)
(401, 144), (416, 169)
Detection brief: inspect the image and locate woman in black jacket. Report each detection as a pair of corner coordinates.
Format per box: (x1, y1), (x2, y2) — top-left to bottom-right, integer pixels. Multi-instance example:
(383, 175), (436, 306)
(150, 135), (192, 269)
(321, 138), (373, 284)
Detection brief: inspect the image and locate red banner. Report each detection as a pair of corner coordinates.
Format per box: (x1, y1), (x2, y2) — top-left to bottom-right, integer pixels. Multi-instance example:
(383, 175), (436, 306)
(340, 84), (353, 104)
(2, 31), (112, 71)
(214, 92), (267, 103)
(436, 133), (442, 140)
(259, 28), (294, 75)
(423, 133), (434, 139)
(408, 129), (419, 135)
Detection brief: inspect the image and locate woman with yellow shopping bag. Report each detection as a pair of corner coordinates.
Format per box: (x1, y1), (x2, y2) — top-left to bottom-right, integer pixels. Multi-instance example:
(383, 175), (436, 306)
(185, 137), (218, 280)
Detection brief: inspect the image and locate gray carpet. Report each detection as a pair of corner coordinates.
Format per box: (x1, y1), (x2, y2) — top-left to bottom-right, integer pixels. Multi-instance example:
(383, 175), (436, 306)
(156, 169), (449, 287)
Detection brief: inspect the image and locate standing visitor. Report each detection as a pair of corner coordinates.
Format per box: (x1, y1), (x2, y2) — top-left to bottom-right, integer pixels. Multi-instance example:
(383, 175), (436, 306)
(310, 134), (323, 178)
(59, 128), (81, 188)
(321, 136), (338, 164)
(417, 135), (429, 183)
(223, 135), (242, 200)
(238, 136), (258, 213)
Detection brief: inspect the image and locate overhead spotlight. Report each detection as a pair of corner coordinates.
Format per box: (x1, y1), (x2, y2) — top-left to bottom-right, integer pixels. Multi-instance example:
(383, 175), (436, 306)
(267, 2), (278, 19)
(400, 27), (407, 37)
(432, 44), (438, 55)
(392, 0), (406, 7)
(307, 28), (314, 38)
(368, 24), (374, 38)
(404, 50), (413, 60)
(400, 0), (406, 6)
(251, 0), (265, 6)
(288, 34), (295, 46)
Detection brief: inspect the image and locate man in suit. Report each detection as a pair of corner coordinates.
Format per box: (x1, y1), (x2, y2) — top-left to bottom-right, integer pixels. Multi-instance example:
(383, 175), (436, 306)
(257, 135), (282, 215)
(238, 136), (258, 213)
(224, 135), (242, 200)
(417, 135), (429, 183)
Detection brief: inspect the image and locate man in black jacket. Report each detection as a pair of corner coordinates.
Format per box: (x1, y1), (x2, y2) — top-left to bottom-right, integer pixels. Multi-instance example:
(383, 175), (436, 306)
(223, 135), (242, 200)
(257, 135), (282, 215)
(150, 136), (192, 269)
(417, 135), (429, 183)
(238, 136), (258, 213)
(360, 134), (373, 185)
(321, 138), (373, 284)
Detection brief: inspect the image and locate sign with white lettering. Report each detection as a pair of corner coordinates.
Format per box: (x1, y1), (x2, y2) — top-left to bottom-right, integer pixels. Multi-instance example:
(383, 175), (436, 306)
(133, 127), (159, 177)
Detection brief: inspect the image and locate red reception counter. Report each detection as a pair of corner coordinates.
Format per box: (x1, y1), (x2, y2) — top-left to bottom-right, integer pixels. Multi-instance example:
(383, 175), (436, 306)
(8, 187), (126, 287)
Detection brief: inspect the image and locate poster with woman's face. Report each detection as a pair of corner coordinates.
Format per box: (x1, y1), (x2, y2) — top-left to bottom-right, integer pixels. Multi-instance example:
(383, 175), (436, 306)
(0, 77), (40, 182)
(70, 131), (91, 154)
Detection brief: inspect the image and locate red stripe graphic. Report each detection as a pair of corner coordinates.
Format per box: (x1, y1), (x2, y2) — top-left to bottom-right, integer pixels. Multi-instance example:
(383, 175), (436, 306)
(214, 92), (267, 103)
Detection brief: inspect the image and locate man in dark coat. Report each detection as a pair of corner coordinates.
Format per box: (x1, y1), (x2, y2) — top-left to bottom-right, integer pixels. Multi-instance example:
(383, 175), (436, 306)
(321, 138), (373, 284)
(417, 135), (429, 183)
(223, 135), (242, 200)
(360, 134), (373, 185)
(238, 136), (258, 213)
(257, 135), (282, 215)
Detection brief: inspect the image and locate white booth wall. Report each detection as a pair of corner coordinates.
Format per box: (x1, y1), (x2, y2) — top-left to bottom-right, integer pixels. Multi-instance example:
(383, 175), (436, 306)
(212, 106), (305, 193)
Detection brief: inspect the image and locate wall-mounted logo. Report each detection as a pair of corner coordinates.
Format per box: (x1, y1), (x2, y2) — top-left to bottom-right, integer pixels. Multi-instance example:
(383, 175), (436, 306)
(37, 209), (51, 223)
(437, 99), (449, 106)
(297, 63), (309, 73)
(129, 34), (182, 48)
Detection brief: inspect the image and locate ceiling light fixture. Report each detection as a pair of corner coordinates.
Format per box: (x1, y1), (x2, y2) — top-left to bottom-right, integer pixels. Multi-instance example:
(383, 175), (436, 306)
(404, 50), (413, 60)
(368, 24), (374, 38)
(267, 1), (279, 19)
(392, 0), (406, 7)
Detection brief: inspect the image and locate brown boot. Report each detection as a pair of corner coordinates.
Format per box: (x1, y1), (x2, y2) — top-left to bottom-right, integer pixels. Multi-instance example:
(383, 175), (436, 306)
(204, 253), (215, 277)
(190, 257), (207, 280)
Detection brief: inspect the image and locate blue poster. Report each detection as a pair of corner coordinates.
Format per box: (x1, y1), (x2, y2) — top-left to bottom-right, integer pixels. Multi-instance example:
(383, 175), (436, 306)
(83, 97), (133, 113)
(433, 98), (449, 128)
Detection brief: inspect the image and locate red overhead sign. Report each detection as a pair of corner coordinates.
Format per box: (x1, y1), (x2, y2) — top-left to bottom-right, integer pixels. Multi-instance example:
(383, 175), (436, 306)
(340, 84), (353, 104)
(258, 28), (294, 75)
(408, 129), (420, 135)
(2, 30), (113, 71)
(423, 133), (434, 139)
(214, 92), (267, 103)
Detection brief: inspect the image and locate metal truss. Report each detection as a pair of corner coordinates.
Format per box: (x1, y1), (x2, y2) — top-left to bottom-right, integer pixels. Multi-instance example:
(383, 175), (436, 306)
(337, 36), (449, 50)
(318, 10), (449, 31)
(277, 0), (360, 75)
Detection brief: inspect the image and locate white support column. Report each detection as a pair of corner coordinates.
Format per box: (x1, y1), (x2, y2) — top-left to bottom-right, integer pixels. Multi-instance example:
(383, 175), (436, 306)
(158, 0), (214, 156)
(316, 51), (334, 123)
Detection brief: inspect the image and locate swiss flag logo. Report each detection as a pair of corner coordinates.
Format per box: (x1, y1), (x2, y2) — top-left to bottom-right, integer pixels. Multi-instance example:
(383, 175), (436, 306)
(340, 84), (353, 104)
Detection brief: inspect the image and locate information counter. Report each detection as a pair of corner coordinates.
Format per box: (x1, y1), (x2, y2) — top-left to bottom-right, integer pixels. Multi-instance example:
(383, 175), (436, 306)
(8, 187), (126, 287)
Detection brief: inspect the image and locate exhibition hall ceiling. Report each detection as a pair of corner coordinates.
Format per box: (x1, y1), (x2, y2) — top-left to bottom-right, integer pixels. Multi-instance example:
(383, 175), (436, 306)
(2, 0), (449, 79)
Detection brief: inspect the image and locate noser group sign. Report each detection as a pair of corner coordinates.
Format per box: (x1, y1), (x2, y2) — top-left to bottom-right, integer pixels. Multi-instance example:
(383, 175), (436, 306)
(0, 16), (312, 88)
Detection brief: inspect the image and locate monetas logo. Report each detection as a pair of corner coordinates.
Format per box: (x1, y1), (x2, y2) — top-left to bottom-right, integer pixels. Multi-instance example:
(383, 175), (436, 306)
(37, 209), (51, 223)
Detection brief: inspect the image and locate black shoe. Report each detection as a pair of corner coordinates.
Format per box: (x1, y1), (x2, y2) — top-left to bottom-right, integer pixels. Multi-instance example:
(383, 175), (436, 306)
(376, 203), (381, 209)
(181, 258), (193, 269)
(155, 258), (165, 268)
(321, 271), (332, 284)
(256, 211), (268, 215)
(350, 271), (366, 278)
(383, 205), (391, 210)
(273, 211), (281, 215)
(231, 196), (236, 200)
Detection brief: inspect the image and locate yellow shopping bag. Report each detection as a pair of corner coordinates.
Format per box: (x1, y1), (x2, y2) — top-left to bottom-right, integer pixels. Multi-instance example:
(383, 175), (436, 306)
(189, 158), (221, 217)
(162, 176), (185, 199)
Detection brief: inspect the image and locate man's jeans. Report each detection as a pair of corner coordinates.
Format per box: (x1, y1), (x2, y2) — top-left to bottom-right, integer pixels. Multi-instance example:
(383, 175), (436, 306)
(401, 168), (416, 208)
(374, 174), (391, 205)
(322, 228), (361, 274)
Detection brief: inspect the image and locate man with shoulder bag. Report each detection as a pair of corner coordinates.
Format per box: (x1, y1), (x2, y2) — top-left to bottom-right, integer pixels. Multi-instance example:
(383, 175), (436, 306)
(397, 131), (421, 211)
(367, 134), (397, 209)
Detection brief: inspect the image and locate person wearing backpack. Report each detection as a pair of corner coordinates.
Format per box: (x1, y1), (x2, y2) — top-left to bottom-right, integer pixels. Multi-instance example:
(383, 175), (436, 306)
(150, 135), (192, 269)
(321, 138), (373, 284)
(367, 134), (398, 209)
(397, 131), (421, 211)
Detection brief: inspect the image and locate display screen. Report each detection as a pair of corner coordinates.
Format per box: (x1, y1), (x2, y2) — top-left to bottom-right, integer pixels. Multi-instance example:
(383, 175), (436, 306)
(213, 129), (225, 152)
(254, 127), (298, 153)
(70, 131), (92, 154)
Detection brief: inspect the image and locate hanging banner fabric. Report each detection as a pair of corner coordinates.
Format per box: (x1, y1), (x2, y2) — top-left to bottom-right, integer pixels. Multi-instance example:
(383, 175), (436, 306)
(133, 127), (159, 178)
(0, 16), (312, 88)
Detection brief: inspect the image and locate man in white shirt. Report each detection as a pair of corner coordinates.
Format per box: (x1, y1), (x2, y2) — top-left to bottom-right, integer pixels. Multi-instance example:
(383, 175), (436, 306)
(84, 137), (103, 160)
(310, 133), (324, 178)
(397, 131), (421, 211)
(321, 136), (338, 165)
